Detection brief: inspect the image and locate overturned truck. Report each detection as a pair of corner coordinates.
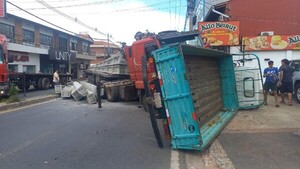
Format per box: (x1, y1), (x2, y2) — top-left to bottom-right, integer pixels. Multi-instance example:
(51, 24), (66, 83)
(85, 30), (252, 151)
(143, 44), (239, 150)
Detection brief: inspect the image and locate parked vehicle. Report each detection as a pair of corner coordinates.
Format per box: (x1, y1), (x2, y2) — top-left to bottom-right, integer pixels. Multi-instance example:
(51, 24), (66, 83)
(0, 34), (72, 97)
(290, 59), (300, 103)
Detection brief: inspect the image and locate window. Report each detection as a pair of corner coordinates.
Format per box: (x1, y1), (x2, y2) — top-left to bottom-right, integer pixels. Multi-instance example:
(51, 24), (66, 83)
(70, 42), (77, 51)
(40, 34), (53, 47)
(23, 29), (34, 44)
(0, 46), (3, 63)
(59, 37), (68, 51)
(291, 61), (300, 72)
(9, 65), (18, 72)
(243, 77), (255, 97)
(83, 43), (89, 54)
(0, 23), (14, 41)
(22, 65), (35, 74)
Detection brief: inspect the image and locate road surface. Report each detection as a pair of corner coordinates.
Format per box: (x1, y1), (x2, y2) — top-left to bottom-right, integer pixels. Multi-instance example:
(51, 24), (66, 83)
(0, 99), (181, 169)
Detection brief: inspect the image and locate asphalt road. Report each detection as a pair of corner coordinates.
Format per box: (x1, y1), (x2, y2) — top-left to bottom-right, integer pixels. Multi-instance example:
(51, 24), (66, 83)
(17, 87), (56, 99)
(0, 99), (180, 169)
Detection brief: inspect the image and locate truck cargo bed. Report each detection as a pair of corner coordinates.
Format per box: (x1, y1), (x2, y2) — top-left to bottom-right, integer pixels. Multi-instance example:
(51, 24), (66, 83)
(152, 44), (238, 150)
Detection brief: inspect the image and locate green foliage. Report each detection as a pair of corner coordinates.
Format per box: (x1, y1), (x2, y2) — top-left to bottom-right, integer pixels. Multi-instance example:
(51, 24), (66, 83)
(6, 95), (20, 103)
(8, 84), (19, 96)
(5, 84), (20, 103)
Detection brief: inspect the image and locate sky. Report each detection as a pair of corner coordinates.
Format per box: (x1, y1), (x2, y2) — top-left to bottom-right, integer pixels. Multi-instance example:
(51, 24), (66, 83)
(6, 0), (188, 45)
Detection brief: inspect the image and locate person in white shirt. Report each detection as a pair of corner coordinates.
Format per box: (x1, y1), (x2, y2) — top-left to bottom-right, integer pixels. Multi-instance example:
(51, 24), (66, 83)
(53, 70), (60, 85)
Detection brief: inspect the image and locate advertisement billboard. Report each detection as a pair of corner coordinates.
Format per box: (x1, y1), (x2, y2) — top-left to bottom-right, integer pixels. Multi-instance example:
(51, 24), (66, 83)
(0, 0), (6, 17)
(198, 21), (240, 46)
(242, 35), (300, 51)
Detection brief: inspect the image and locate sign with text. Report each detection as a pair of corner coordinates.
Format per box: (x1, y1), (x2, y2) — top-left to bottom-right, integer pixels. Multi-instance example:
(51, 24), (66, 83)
(242, 35), (300, 51)
(198, 21), (240, 46)
(49, 49), (76, 61)
(9, 52), (29, 62)
(0, 0), (6, 17)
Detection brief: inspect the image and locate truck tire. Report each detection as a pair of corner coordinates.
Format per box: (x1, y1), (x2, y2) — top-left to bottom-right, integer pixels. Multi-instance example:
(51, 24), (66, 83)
(41, 78), (50, 90)
(106, 86), (119, 102)
(37, 78), (43, 89)
(295, 84), (300, 103)
(142, 55), (163, 148)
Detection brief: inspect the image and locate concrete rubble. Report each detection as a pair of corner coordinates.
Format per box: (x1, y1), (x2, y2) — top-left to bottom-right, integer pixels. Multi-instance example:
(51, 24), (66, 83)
(55, 81), (98, 104)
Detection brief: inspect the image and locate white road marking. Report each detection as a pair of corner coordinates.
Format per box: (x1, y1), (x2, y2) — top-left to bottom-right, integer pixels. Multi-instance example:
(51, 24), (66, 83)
(170, 150), (180, 169)
(0, 130), (54, 159)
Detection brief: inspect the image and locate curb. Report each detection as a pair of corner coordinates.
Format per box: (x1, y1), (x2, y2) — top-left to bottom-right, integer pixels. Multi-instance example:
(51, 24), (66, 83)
(0, 95), (59, 112)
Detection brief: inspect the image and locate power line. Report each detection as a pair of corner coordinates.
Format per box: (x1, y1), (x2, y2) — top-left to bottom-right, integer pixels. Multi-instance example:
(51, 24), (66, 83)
(10, 0), (124, 10)
(7, 1), (78, 36)
(11, 0), (87, 3)
(35, 0), (108, 37)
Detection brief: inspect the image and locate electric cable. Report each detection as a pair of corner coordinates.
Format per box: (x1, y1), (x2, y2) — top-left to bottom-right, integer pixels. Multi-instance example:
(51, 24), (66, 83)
(7, 1), (78, 36)
(35, 0), (108, 38)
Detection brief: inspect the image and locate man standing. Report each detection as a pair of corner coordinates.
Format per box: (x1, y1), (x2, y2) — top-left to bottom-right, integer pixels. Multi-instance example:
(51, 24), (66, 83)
(263, 60), (279, 107)
(53, 70), (60, 86)
(279, 59), (294, 106)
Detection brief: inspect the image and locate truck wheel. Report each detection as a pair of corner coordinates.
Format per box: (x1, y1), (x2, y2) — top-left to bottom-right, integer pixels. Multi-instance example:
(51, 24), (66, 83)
(295, 84), (300, 103)
(41, 78), (50, 90)
(106, 86), (119, 102)
(37, 78), (43, 89)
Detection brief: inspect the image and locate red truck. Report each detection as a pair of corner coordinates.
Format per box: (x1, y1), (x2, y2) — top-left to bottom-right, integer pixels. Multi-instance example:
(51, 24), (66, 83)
(86, 30), (202, 104)
(0, 35), (72, 97)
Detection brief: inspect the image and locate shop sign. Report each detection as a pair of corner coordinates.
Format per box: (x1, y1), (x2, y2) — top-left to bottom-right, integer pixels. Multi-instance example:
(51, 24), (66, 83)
(49, 49), (76, 61)
(9, 52), (29, 62)
(0, 0), (6, 18)
(242, 35), (300, 51)
(198, 21), (240, 46)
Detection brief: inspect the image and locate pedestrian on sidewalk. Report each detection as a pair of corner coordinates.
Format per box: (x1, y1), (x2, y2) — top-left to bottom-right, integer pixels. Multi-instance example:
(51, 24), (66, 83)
(263, 60), (279, 107)
(53, 70), (60, 86)
(278, 59), (294, 106)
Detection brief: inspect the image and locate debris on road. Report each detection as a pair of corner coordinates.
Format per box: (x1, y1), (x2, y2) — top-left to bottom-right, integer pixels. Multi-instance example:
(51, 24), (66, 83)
(56, 81), (97, 104)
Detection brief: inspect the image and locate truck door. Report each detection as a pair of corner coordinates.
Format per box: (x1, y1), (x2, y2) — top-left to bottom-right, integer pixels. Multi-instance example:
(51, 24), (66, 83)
(233, 54), (264, 109)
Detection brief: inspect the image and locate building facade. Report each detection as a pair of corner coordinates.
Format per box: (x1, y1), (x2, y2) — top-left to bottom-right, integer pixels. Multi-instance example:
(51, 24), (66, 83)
(0, 13), (96, 79)
(200, 0), (300, 69)
(90, 41), (120, 65)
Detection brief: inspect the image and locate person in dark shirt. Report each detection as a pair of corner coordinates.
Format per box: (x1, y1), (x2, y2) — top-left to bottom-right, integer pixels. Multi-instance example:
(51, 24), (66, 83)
(263, 60), (279, 107)
(279, 59), (294, 106)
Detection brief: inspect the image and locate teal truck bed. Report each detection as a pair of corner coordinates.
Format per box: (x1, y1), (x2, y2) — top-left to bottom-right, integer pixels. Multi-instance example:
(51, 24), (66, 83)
(152, 44), (239, 150)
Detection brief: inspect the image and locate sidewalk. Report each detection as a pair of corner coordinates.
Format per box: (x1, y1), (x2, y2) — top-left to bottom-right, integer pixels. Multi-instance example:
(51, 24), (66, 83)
(204, 95), (300, 169)
(0, 91), (59, 113)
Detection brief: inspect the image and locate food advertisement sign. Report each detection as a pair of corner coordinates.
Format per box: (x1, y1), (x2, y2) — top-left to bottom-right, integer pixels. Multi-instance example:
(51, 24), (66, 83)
(198, 21), (240, 46)
(242, 35), (300, 51)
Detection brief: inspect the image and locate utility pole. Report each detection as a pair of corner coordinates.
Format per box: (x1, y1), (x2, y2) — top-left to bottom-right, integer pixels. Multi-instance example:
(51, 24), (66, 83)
(107, 33), (110, 58)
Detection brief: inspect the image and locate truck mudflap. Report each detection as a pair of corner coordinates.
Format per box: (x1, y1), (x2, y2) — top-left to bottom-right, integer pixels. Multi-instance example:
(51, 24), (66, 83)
(152, 44), (239, 151)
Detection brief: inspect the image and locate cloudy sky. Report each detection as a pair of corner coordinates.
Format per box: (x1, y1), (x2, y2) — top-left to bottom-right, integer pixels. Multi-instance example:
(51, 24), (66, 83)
(6, 0), (187, 44)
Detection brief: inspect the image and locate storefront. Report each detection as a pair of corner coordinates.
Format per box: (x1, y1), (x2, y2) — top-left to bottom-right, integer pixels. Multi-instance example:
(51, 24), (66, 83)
(44, 48), (76, 75)
(8, 51), (40, 73)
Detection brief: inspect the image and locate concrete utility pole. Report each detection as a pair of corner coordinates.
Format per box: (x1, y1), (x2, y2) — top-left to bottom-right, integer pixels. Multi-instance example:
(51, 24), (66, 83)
(107, 33), (110, 58)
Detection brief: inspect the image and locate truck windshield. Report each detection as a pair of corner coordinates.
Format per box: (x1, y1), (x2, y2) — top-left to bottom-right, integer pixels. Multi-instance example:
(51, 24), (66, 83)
(0, 46), (4, 63)
(186, 36), (204, 47)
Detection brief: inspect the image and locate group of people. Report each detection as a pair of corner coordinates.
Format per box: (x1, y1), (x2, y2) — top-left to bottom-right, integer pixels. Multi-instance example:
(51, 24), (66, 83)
(263, 59), (294, 107)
